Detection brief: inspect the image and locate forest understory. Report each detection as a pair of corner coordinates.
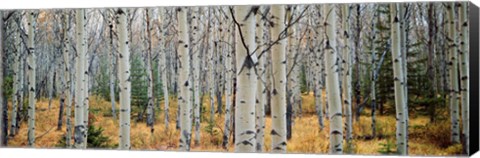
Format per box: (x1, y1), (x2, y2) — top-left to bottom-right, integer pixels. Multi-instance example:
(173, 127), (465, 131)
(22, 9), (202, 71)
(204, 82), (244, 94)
(6, 92), (462, 156)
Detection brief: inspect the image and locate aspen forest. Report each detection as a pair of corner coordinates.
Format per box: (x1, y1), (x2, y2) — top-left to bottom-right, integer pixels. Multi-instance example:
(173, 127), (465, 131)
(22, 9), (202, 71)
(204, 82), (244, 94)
(0, 2), (474, 156)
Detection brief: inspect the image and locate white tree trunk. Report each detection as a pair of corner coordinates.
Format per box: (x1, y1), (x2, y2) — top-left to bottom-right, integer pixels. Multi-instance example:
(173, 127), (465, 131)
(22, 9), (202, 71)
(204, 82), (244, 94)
(116, 8), (131, 150)
(222, 14), (234, 149)
(177, 7), (192, 151)
(145, 8), (155, 133)
(324, 4), (343, 154)
(74, 9), (87, 149)
(270, 5), (287, 153)
(313, 8), (324, 130)
(459, 2), (469, 154)
(10, 23), (21, 136)
(447, 2), (460, 144)
(341, 4), (353, 152)
(233, 6), (257, 152)
(62, 12), (73, 148)
(108, 11), (117, 121)
(156, 8), (169, 130)
(191, 7), (203, 146)
(27, 11), (37, 147)
(255, 7), (266, 152)
(390, 4), (408, 155)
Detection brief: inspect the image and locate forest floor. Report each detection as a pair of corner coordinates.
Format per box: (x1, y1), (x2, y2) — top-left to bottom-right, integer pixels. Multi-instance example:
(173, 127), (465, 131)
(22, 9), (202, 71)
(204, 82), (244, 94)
(5, 92), (463, 156)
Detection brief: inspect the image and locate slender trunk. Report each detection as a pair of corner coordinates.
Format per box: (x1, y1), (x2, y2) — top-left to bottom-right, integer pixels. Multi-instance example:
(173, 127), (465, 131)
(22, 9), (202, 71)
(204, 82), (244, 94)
(10, 22), (21, 136)
(341, 5), (353, 152)
(191, 7), (203, 146)
(324, 4), (343, 154)
(145, 8), (155, 133)
(117, 8), (131, 150)
(108, 12), (117, 120)
(313, 8), (324, 130)
(447, 2), (460, 144)
(458, 2), (469, 154)
(222, 19), (235, 150)
(156, 8), (169, 130)
(27, 11), (36, 147)
(74, 9), (87, 149)
(390, 4), (408, 155)
(255, 7), (266, 152)
(63, 11), (73, 148)
(270, 5), (287, 153)
(285, 6), (295, 140)
(177, 7), (192, 151)
(371, 9), (379, 138)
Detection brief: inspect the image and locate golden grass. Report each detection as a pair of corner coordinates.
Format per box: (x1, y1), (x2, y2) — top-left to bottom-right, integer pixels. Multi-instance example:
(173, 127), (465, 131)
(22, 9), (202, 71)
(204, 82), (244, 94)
(5, 93), (460, 156)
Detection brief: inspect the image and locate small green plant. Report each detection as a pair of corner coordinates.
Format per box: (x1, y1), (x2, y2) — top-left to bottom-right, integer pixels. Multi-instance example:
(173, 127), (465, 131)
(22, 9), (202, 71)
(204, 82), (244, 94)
(56, 125), (117, 148)
(204, 120), (215, 135)
(378, 140), (396, 155)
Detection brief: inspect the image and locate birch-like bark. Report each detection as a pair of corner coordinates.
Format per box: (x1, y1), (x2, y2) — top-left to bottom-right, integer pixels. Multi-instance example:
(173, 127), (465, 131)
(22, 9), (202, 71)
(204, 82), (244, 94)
(255, 7), (266, 152)
(285, 6), (295, 140)
(145, 8), (155, 133)
(108, 11), (117, 120)
(324, 4), (343, 154)
(27, 11), (36, 147)
(458, 2), (469, 154)
(10, 21), (21, 136)
(341, 4), (353, 152)
(116, 8), (131, 150)
(177, 7), (192, 151)
(370, 10), (378, 138)
(74, 9), (87, 149)
(207, 9), (216, 124)
(157, 8), (170, 130)
(62, 11), (73, 148)
(313, 7), (324, 130)
(447, 2), (460, 144)
(191, 6), (203, 146)
(270, 5), (287, 153)
(222, 16), (235, 150)
(390, 4), (408, 155)
(233, 6), (257, 152)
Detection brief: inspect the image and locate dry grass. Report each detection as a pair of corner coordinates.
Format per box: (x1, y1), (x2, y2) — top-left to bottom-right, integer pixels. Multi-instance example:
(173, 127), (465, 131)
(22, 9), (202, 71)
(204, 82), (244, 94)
(5, 93), (461, 156)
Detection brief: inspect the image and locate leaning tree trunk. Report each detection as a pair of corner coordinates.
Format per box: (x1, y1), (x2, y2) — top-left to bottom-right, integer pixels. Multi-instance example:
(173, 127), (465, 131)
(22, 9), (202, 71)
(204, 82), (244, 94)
(233, 5), (257, 153)
(447, 2), (460, 144)
(145, 8), (155, 134)
(341, 4), (353, 152)
(390, 4), (408, 155)
(27, 11), (37, 147)
(74, 9), (87, 149)
(270, 5), (287, 153)
(177, 7), (192, 151)
(324, 4), (343, 154)
(116, 8), (131, 150)
(459, 2), (469, 154)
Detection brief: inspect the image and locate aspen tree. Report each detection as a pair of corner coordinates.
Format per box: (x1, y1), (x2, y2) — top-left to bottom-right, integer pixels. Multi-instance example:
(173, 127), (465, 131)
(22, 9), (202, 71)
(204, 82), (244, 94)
(177, 7), (192, 151)
(341, 4), (353, 152)
(74, 9), (86, 149)
(145, 8), (155, 133)
(255, 6), (266, 152)
(233, 5), (257, 152)
(191, 6), (203, 145)
(62, 11), (73, 148)
(324, 4), (343, 154)
(116, 8), (131, 150)
(313, 7), (324, 130)
(270, 5), (287, 153)
(157, 8), (170, 129)
(458, 2), (469, 154)
(370, 9), (379, 138)
(108, 10), (117, 120)
(390, 3), (408, 155)
(285, 6), (295, 140)
(10, 21), (21, 136)
(447, 2), (460, 144)
(222, 12), (235, 149)
(27, 10), (36, 147)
